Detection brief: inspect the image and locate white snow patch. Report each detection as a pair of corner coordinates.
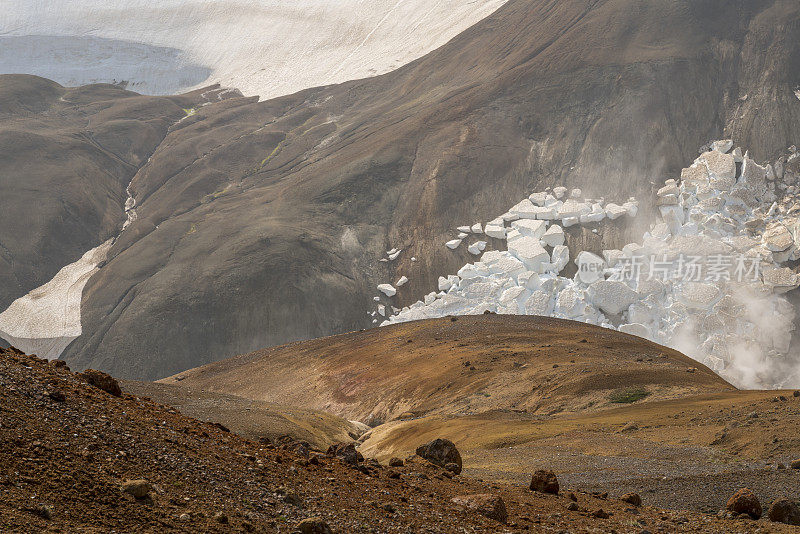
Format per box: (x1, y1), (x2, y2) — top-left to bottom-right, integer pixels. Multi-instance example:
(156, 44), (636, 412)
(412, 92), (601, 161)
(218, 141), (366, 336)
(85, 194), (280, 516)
(0, 239), (113, 359)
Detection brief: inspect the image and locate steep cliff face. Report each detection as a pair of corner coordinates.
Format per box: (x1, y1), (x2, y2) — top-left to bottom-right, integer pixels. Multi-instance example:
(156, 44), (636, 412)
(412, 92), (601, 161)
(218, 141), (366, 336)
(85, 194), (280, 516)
(3, 0), (799, 380)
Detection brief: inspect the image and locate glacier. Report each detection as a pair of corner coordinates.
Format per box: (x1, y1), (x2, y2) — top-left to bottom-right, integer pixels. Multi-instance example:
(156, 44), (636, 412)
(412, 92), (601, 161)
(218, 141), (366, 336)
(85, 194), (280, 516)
(1, 0), (507, 99)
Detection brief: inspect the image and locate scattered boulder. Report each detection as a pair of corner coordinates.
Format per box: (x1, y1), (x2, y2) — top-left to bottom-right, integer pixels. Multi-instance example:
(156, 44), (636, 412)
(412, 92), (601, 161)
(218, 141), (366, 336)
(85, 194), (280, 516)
(768, 498), (800, 525)
(621, 493), (642, 506)
(566, 502), (579, 511)
(121, 479), (152, 500)
(327, 442), (361, 466)
(295, 517), (333, 534)
(213, 511), (229, 524)
(451, 494), (507, 523)
(591, 508), (610, 519)
(529, 469), (559, 494)
(726, 488), (762, 519)
(388, 457), (404, 467)
(415, 438), (462, 474)
(80, 369), (121, 397)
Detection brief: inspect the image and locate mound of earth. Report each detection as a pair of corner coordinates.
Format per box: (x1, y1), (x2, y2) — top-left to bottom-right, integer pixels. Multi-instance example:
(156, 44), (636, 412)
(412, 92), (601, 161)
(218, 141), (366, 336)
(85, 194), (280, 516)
(122, 380), (365, 450)
(2, 345), (795, 532)
(162, 316), (734, 423)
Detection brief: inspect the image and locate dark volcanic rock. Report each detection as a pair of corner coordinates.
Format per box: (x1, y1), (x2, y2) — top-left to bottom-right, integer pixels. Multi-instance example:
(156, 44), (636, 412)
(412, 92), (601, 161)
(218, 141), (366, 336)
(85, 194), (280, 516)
(530, 470), (560, 495)
(327, 442), (361, 466)
(767, 498), (800, 525)
(726, 488), (762, 519)
(451, 494), (507, 523)
(415, 438), (462, 474)
(295, 517), (333, 534)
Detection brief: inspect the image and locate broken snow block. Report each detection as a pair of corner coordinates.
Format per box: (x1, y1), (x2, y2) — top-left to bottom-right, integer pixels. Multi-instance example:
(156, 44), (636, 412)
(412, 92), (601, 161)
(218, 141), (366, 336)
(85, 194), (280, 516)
(511, 219), (548, 240)
(701, 150), (736, 190)
(468, 241), (487, 255)
(529, 192), (548, 206)
(550, 245), (569, 273)
(553, 186), (567, 199)
(396, 276), (409, 287)
(446, 239), (463, 250)
(540, 224), (565, 247)
(471, 223), (483, 234)
(586, 280), (638, 315)
(711, 139), (734, 153)
(508, 236), (550, 272)
(484, 224), (507, 239)
(605, 203), (627, 220)
(618, 323), (651, 339)
(377, 284), (397, 297)
(575, 251), (605, 284)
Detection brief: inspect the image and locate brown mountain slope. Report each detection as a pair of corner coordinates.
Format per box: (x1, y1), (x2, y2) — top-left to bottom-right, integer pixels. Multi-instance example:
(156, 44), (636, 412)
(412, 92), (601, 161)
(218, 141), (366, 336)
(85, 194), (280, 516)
(161, 316), (734, 423)
(122, 380), (365, 450)
(5, 347), (789, 533)
(0, 75), (221, 312)
(54, 0), (800, 380)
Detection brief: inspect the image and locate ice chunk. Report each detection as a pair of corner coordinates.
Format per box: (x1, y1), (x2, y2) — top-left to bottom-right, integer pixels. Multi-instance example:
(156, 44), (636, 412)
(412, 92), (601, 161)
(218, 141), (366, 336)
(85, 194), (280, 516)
(550, 245), (569, 273)
(529, 192), (548, 206)
(540, 224), (565, 247)
(553, 186), (567, 199)
(396, 276), (408, 287)
(446, 239), (462, 249)
(586, 280), (638, 315)
(618, 323), (651, 339)
(511, 219), (547, 240)
(377, 284), (396, 297)
(507, 236), (550, 272)
(471, 223), (483, 234)
(468, 241), (487, 255)
(575, 251), (605, 284)
(484, 224), (507, 239)
(605, 203), (627, 219)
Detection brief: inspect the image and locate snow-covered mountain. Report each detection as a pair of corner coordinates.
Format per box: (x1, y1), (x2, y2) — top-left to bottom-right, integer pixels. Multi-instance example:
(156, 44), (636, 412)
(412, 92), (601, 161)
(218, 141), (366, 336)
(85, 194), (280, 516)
(0, 0), (506, 98)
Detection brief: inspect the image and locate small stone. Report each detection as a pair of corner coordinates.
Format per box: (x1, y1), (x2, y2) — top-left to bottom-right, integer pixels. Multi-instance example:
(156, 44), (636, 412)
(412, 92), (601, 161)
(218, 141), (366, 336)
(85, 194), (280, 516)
(48, 391), (65, 402)
(621, 493), (642, 506)
(566, 502), (579, 511)
(790, 459), (800, 469)
(726, 488), (762, 519)
(530, 469), (559, 494)
(451, 494), (508, 523)
(591, 508), (610, 519)
(213, 511), (228, 524)
(767, 498), (800, 525)
(295, 517), (333, 534)
(33, 504), (54, 520)
(178, 513), (191, 521)
(388, 457), (404, 467)
(121, 479), (152, 499)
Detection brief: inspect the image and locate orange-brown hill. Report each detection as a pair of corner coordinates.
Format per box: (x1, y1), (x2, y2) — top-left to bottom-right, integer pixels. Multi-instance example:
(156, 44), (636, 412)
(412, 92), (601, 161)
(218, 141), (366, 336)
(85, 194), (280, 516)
(3, 346), (788, 533)
(162, 316), (734, 423)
